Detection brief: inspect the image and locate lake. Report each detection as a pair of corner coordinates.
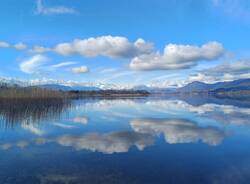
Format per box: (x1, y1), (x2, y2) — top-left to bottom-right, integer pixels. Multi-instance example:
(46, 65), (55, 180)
(1, 96), (250, 184)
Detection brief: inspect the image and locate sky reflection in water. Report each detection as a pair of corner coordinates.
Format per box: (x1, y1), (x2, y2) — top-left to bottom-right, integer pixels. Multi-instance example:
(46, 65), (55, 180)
(0, 97), (250, 184)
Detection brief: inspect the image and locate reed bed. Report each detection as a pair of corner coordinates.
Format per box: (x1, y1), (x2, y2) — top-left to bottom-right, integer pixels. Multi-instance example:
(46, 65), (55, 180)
(0, 87), (66, 99)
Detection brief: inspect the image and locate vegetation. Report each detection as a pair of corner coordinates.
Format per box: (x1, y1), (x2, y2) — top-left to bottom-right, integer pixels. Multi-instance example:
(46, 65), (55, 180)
(0, 97), (71, 127)
(0, 87), (66, 99)
(0, 86), (150, 99)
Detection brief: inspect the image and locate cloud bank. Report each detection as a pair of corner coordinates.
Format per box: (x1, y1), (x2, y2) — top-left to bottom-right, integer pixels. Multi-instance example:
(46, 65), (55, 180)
(28, 36), (225, 72)
(188, 59), (250, 84)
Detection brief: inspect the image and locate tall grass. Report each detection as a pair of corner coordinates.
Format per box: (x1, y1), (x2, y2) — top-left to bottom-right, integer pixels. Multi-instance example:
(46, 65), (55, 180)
(0, 87), (150, 99)
(0, 87), (66, 99)
(0, 87), (72, 128)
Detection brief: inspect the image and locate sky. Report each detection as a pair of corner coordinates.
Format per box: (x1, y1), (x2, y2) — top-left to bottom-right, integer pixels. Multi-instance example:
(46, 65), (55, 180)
(0, 0), (250, 87)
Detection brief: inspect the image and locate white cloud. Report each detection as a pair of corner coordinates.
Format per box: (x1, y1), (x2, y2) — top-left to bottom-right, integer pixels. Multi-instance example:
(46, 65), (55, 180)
(131, 118), (225, 146)
(186, 59), (250, 84)
(30, 46), (52, 53)
(20, 54), (48, 74)
(36, 0), (77, 15)
(130, 42), (224, 70)
(187, 73), (218, 84)
(54, 36), (153, 58)
(31, 36), (154, 58)
(51, 61), (77, 68)
(20, 56), (81, 75)
(0, 41), (27, 50)
(205, 59), (250, 76)
(0, 41), (10, 48)
(72, 66), (89, 74)
(14, 42), (27, 50)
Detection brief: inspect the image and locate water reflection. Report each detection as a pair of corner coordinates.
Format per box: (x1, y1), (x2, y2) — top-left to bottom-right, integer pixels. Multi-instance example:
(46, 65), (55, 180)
(145, 99), (250, 126)
(1, 97), (250, 183)
(73, 116), (88, 125)
(0, 117), (226, 153)
(0, 131), (155, 154)
(44, 131), (154, 154)
(131, 118), (225, 146)
(21, 123), (45, 135)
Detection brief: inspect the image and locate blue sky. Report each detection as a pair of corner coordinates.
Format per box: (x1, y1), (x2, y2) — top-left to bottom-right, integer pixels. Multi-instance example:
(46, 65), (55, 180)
(0, 0), (250, 87)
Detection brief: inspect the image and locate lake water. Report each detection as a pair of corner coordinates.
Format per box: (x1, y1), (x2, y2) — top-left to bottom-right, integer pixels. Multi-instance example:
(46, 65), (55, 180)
(1, 96), (250, 184)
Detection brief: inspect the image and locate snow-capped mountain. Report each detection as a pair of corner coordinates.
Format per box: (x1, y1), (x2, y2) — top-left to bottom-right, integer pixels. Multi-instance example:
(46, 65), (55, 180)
(0, 77), (133, 90)
(0, 77), (28, 87)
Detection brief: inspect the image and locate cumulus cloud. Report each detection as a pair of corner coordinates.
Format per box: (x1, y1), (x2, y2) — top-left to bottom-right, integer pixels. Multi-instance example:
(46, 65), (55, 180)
(29, 37), (225, 72)
(130, 42), (224, 70)
(36, 0), (77, 15)
(130, 118), (225, 146)
(20, 54), (48, 74)
(72, 66), (89, 74)
(31, 36), (154, 58)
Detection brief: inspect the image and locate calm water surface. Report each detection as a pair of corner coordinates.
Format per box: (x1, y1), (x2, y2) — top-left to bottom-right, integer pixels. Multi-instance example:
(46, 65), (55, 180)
(1, 96), (250, 184)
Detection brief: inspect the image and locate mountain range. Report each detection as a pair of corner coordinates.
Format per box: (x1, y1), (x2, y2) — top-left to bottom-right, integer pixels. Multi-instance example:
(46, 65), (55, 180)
(1, 77), (250, 94)
(176, 78), (250, 94)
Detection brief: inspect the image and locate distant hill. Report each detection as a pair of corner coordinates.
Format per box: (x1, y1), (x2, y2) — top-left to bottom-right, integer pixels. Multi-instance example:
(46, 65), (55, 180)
(176, 78), (250, 94)
(177, 81), (210, 93)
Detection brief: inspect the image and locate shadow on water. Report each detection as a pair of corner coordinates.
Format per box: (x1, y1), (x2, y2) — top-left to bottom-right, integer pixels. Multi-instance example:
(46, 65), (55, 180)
(0, 98), (71, 128)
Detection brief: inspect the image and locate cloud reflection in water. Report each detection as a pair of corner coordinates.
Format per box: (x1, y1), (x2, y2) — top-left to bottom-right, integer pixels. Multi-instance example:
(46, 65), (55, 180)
(131, 118), (225, 146)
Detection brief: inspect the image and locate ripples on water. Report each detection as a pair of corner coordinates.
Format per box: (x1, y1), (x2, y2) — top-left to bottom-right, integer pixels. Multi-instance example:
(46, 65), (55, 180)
(0, 96), (250, 184)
